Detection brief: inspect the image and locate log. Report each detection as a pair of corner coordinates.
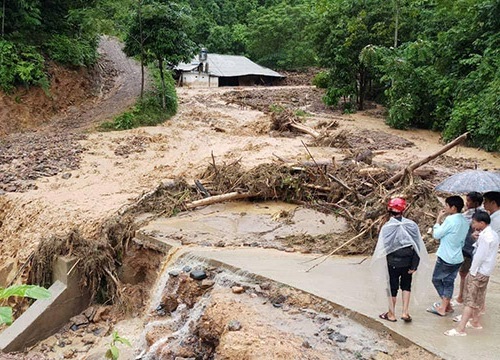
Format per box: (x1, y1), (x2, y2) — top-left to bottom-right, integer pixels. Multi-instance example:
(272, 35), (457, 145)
(358, 167), (385, 176)
(290, 121), (321, 138)
(384, 132), (469, 187)
(185, 192), (253, 209)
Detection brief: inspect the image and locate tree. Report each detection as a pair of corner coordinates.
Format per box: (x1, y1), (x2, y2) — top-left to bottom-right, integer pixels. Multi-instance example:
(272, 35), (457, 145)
(124, 0), (195, 109)
(245, 2), (317, 69)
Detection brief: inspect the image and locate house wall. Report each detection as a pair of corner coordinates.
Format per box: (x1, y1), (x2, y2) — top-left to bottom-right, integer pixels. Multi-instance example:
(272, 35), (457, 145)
(181, 72), (218, 88)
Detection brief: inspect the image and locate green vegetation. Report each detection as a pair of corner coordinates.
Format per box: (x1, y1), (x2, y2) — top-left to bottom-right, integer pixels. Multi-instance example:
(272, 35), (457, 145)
(0, 285), (51, 326)
(105, 331), (131, 360)
(1, 0), (499, 150)
(99, 68), (177, 131)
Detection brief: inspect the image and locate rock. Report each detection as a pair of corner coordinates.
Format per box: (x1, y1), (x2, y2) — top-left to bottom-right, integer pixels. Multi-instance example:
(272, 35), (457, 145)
(201, 279), (215, 289)
(190, 269), (207, 280)
(231, 286), (245, 294)
(182, 265), (192, 273)
(328, 331), (348, 343)
(260, 282), (271, 290)
(215, 241), (225, 247)
(302, 340), (311, 348)
(63, 350), (75, 358)
(69, 314), (89, 329)
(82, 337), (95, 345)
(227, 320), (242, 331)
(159, 294), (179, 313)
(62, 172), (72, 179)
(83, 306), (96, 322)
(168, 270), (180, 277)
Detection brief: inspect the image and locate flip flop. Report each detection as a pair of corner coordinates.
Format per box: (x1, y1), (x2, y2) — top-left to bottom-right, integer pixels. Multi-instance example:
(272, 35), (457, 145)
(401, 315), (412, 323)
(466, 321), (483, 330)
(426, 305), (445, 317)
(453, 314), (462, 322)
(379, 312), (397, 322)
(444, 328), (467, 337)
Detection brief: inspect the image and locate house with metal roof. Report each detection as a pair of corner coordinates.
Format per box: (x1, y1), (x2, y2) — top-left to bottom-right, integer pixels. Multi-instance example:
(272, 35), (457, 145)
(175, 49), (285, 87)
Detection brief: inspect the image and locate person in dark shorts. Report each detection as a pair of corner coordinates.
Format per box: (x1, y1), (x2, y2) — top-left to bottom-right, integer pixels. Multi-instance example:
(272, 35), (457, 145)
(455, 192), (483, 305)
(372, 198), (428, 322)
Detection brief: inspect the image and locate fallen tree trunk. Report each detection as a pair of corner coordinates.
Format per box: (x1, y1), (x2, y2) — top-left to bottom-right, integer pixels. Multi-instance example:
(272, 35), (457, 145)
(384, 132), (469, 187)
(289, 121), (321, 138)
(185, 192), (253, 209)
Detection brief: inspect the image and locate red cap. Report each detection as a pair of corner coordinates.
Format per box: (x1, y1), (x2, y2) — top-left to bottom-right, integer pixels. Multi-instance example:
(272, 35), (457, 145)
(388, 198), (406, 213)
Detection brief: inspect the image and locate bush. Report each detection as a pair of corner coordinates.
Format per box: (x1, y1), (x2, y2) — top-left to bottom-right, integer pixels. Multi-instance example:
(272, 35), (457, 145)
(44, 34), (99, 67)
(312, 71), (330, 89)
(100, 68), (178, 131)
(0, 40), (48, 92)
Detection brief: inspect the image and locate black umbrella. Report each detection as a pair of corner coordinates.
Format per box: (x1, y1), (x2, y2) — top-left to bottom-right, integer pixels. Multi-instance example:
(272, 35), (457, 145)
(435, 170), (500, 194)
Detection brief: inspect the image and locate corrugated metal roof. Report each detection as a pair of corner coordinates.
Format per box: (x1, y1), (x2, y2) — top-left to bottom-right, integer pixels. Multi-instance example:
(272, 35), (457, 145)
(176, 54), (284, 78)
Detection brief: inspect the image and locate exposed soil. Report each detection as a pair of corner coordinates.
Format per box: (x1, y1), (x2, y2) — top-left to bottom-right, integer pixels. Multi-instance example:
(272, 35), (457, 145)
(1, 38), (499, 360)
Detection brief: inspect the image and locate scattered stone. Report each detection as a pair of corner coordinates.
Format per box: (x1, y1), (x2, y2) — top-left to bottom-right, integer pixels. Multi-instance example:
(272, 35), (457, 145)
(231, 286), (245, 294)
(328, 331), (348, 343)
(190, 269), (207, 280)
(168, 270), (180, 277)
(92, 328), (104, 336)
(302, 340), (311, 348)
(215, 241), (225, 247)
(62, 172), (72, 179)
(63, 349), (75, 358)
(227, 320), (242, 331)
(182, 266), (192, 273)
(260, 282), (271, 290)
(316, 314), (332, 322)
(82, 337), (95, 345)
(160, 294), (179, 313)
(201, 279), (215, 289)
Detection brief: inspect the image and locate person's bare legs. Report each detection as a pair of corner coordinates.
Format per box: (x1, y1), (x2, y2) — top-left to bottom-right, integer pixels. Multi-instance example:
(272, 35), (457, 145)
(402, 290), (411, 318)
(456, 306), (474, 333)
(457, 272), (467, 304)
(386, 296), (397, 321)
(469, 308), (482, 328)
(435, 297), (452, 315)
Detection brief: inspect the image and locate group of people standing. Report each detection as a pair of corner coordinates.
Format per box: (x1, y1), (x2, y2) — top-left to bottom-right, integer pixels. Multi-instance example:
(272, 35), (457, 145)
(373, 191), (500, 337)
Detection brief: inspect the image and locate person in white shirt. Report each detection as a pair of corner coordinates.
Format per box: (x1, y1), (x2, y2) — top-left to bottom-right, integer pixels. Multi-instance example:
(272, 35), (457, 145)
(483, 191), (500, 237)
(444, 211), (499, 336)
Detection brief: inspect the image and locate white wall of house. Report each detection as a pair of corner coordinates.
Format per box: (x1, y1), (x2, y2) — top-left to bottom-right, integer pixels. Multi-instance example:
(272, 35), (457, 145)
(181, 72), (219, 87)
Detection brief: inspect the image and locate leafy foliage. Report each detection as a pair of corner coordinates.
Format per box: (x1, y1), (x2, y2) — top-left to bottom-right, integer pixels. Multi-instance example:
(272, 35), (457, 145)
(105, 331), (131, 360)
(0, 40), (48, 92)
(0, 285), (51, 326)
(100, 68), (177, 131)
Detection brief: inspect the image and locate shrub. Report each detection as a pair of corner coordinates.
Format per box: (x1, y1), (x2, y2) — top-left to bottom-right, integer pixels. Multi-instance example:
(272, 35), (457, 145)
(0, 40), (47, 92)
(312, 71), (330, 89)
(99, 69), (178, 131)
(44, 34), (99, 67)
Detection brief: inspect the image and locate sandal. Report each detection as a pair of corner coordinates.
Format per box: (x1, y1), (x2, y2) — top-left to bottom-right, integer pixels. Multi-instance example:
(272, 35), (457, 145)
(444, 328), (466, 337)
(401, 315), (412, 323)
(379, 312), (397, 322)
(466, 321), (483, 330)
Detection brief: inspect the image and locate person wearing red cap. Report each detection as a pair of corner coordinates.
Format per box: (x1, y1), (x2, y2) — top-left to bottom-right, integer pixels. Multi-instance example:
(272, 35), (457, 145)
(372, 197), (429, 322)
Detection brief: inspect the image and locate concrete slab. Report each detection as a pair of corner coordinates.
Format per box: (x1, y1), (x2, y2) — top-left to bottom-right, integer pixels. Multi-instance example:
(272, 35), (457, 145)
(188, 247), (500, 360)
(0, 256), (91, 352)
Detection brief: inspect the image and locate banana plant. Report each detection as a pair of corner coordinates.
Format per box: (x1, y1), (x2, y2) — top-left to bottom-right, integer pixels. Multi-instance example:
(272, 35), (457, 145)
(0, 284), (51, 325)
